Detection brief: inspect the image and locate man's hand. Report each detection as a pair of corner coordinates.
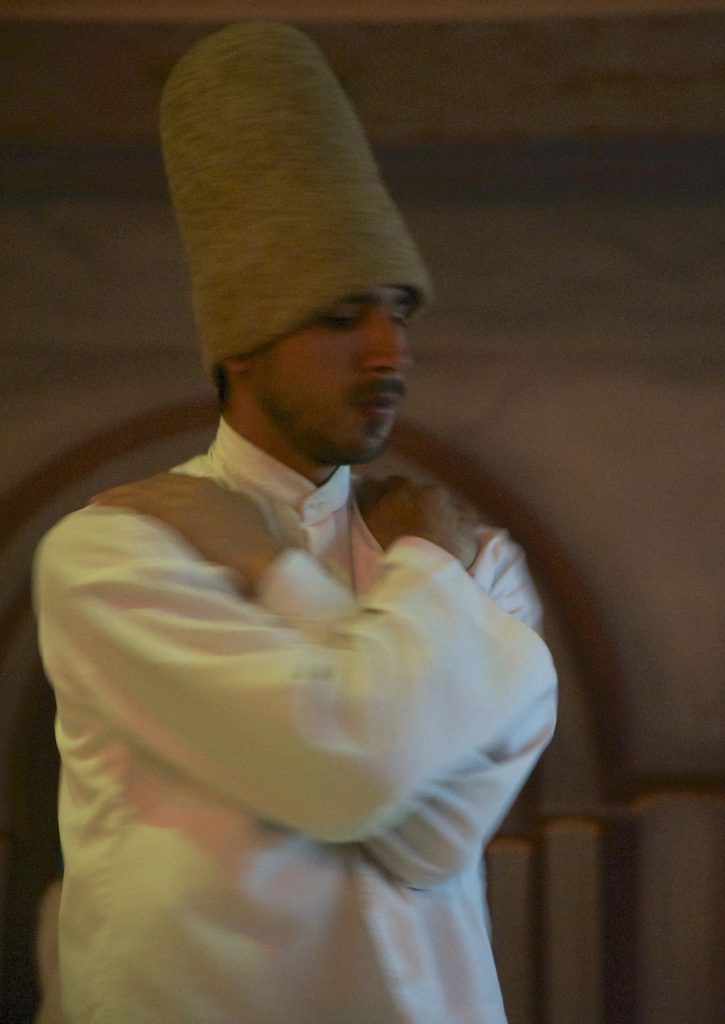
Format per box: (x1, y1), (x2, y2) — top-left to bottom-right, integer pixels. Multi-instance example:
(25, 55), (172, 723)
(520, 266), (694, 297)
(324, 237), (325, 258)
(90, 473), (285, 591)
(357, 475), (481, 569)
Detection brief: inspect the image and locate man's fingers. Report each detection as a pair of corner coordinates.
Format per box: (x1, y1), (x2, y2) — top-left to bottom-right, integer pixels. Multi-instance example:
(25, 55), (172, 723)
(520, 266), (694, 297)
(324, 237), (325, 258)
(89, 473), (219, 512)
(91, 472), (173, 502)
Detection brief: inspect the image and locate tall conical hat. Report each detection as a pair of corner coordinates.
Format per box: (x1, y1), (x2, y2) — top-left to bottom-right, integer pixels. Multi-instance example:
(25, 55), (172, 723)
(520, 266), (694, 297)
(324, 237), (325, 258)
(161, 22), (432, 374)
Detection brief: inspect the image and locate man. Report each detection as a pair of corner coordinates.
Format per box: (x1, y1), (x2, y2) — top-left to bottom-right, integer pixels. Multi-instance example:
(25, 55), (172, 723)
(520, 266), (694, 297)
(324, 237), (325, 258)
(34, 22), (556, 1024)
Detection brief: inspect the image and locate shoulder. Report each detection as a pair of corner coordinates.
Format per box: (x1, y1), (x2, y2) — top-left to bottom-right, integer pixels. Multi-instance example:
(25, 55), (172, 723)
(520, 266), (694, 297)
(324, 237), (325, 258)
(36, 452), (220, 571)
(34, 504), (192, 589)
(471, 526), (544, 634)
(33, 501), (250, 628)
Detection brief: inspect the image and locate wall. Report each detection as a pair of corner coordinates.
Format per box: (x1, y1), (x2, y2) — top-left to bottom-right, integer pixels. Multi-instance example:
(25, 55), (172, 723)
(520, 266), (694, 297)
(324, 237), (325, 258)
(1, 11), (723, 1022)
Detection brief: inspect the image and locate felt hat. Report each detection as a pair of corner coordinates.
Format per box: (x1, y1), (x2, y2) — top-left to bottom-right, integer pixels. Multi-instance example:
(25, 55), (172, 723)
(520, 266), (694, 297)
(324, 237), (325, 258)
(160, 22), (432, 374)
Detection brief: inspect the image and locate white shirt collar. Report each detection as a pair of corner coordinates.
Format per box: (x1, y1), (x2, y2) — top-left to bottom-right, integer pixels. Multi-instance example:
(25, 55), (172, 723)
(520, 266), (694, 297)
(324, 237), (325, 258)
(207, 417), (351, 526)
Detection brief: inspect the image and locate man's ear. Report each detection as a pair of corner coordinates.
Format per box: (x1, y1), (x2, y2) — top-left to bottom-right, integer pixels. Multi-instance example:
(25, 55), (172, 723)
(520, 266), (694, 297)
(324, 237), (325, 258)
(216, 355), (255, 411)
(223, 354), (254, 376)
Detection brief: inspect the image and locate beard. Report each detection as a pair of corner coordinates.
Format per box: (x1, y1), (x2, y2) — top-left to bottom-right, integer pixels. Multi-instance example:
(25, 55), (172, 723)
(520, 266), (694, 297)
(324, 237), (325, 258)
(254, 380), (399, 468)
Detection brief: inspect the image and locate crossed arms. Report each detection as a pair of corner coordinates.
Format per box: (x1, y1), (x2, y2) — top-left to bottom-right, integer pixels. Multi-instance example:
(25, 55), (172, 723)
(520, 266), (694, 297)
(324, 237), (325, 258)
(35, 474), (556, 889)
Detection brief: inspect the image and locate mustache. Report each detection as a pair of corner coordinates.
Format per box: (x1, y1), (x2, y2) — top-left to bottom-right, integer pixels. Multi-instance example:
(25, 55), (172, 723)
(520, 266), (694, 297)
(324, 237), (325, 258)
(350, 378), (407, 403)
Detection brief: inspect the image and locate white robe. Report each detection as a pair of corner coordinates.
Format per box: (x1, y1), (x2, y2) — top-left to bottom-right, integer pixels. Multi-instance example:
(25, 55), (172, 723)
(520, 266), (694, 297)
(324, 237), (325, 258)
(34, 418), (557, 1024)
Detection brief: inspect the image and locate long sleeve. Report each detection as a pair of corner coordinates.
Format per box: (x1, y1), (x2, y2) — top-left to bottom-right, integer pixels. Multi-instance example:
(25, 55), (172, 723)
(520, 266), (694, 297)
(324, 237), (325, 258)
(361, 693), (554, 888)
(360, 526), (556, 888)
(257, 506), (556, 889)
(34, 506), (555, 846)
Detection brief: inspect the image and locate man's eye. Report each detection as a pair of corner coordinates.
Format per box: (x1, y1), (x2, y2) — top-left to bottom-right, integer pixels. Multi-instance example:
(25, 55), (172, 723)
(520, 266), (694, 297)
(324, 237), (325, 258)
(317, 311), (360, 329)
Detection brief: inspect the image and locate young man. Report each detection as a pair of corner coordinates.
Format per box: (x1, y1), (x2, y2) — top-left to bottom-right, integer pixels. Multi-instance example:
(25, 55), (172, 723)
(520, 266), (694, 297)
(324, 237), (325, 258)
(34, 23), (557, 1024)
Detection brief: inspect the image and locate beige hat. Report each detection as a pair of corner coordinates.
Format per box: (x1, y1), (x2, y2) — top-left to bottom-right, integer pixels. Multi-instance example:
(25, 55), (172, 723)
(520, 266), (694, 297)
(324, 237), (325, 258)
(160, 22), (432, 375)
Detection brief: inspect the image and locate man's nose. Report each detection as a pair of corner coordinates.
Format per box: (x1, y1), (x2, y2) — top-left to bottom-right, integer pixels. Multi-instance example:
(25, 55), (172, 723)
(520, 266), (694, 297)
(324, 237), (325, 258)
(359, 306), (411, 373)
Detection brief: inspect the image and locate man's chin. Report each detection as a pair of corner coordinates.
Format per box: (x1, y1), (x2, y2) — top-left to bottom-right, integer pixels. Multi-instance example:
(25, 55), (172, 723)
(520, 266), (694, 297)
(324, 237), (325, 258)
(301, 426), (393, 469)
(343, 436), (391, 466)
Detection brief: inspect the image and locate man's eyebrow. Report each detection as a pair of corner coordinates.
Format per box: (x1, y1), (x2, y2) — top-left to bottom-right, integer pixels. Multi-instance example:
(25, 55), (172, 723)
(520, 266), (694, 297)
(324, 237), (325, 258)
(337, 292), (376, 305)
(340, 291), (414, 311)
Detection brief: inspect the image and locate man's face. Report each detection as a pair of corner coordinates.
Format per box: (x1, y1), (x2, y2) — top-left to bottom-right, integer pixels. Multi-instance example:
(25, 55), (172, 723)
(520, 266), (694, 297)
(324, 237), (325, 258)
(225, 286), (414, 482)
